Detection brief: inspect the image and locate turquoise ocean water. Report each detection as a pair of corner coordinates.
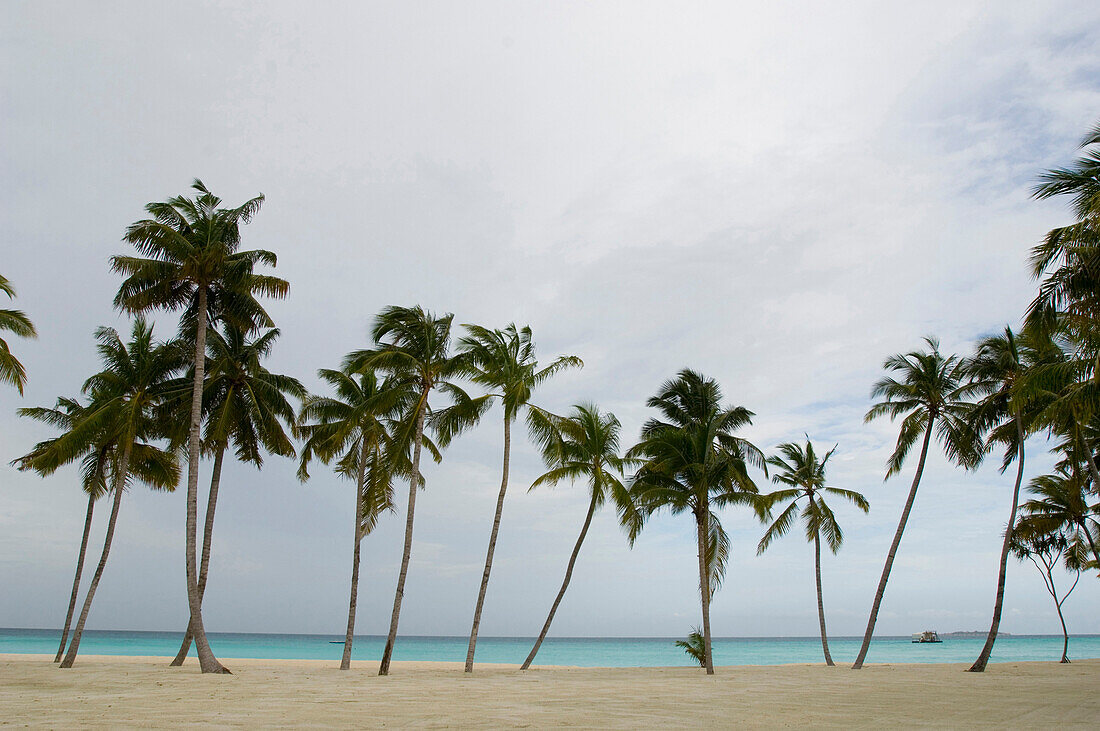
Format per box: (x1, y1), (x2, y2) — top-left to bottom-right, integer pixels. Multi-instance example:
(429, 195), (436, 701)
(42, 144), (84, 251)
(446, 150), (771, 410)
(2, 628), (1097, 667)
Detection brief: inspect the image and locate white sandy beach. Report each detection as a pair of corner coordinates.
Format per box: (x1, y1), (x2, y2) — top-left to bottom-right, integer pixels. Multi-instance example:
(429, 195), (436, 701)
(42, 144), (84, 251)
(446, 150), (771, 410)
(1, 654), (1097, 728)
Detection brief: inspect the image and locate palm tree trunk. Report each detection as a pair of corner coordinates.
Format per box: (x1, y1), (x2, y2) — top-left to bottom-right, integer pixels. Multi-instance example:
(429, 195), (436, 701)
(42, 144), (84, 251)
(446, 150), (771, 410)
(852, 420), (934, 670)
(695, 504), (715, 675)
(55, 492), (95, 663)
(465, 415), (512, 673)
(1056, 596), (1070, 663)
(60, 439), (132, 668)
(1050, 569), (1073, 664)
(186, 288), (228, 674)
(520, 489), (599, 670)
(170, 446), (225, 666)
(379, 395), (427, 676)
(969, 418), (1025, 672)
(341, 440), (370, 670)
(812, 515), (834, 666)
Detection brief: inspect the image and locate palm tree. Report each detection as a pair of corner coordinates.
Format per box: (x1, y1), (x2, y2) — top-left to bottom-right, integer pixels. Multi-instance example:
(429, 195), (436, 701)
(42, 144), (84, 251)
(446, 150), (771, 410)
(0, 273), (37, 394)
(756, 439), (868, 666)
(56, 319), (183, 667)
(458, 323), (582, 673)
(169, 324), (304, 665)
(852, 337), (979, 670)
(628, 370), (766, 675)
(966, 326), (1052, 672)
(1019, 469), (1100, 566)
(1027, 120), (1100, 331)
(296, 366), (422, 670)
(519, 403), (634, 670)
(13, 397), (108, 662)
(344, 305), (488, 676)
(675, 627), (707, 667)
(1009, 520), (1084, 663)
(111, 179), (286, 673)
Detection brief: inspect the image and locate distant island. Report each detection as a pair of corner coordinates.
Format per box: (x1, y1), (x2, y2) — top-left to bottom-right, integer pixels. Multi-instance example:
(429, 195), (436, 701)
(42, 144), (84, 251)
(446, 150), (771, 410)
(943, 631), (1012, 638)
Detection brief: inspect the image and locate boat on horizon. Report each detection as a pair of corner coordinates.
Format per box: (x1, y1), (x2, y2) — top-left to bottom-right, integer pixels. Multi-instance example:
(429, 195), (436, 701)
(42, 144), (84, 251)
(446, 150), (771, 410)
(911, 630), (942, 643)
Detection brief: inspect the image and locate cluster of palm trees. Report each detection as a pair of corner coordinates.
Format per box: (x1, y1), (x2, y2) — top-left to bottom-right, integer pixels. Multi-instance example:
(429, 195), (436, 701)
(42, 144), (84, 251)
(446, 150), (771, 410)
(849, 122), (1100, 672)
(7, 119), (1099, 677)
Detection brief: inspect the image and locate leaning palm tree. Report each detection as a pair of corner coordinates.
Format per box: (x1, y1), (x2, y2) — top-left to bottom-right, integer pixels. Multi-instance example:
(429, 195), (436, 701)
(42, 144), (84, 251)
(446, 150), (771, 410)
(55, 319), (183, 667)
(0, 273), (37, 394)
(112, 179), (286, 673)
(13, 397), (109, 662)
(296, 366), (422, 670)
(344, 305), (488, 676)
(169, 324), (304, 666)
(520, 403), (634, 670)
(458, 323), (582, 673)
(1009, 519), (1084, 663)
(965, 326), (1053, 672)
(628, 370), (767, 675)
(852, 337), (979, 669)
(757, 439), (868, 666)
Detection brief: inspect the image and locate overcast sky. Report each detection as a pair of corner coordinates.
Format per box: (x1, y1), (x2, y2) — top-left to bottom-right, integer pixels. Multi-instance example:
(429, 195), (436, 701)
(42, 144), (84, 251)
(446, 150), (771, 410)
(2, 1), (1099, 641)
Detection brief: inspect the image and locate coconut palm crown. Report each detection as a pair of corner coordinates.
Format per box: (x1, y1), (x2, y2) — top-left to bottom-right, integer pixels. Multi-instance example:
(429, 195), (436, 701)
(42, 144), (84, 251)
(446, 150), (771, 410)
(0, 273), (37, 394)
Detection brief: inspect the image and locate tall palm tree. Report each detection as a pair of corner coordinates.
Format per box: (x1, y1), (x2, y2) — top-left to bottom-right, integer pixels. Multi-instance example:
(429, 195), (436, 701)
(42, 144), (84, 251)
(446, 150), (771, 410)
(852, 337), (979, 670)
(628, 370), (766, 675)
(296, 366), (423, 670)
(458, 323), (582, 673)
(756, 439), (868, 666)
(169, 324), (304, 665)
(13, 397), (108, 662)
(111, 179), (286, 673)
(965, 326), (1053, 672)
(344, 305), (487, 676)
(0, 273), (37, 394)
(519, 403), (634, 670)
(56, 319), (183, 667)
(1009, 519), (1084, 663)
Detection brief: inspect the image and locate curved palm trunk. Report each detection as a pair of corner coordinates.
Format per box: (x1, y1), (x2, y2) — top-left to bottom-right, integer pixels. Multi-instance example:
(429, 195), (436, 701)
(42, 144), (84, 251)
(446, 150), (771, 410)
(1056, 596), (1071, 663)
(852, 420), (934, 670)
(55, 493), (95, 663)
(521, 489), (599, 670)
(969, 418), (1025, 672)
(340, 441), (370, 670)
(186, 288), (228, 674)
(695, 503), (715, 675)
(60, 439), (132, 668)
(811, 514), (834, 666)
(170, 447), (225, 666)
(379, 396), (427, 676)
(465, 416), (512, 673)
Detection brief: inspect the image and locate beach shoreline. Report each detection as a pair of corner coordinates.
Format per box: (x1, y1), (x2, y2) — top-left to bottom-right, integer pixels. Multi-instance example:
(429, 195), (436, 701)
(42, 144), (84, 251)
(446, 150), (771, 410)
(2, 654), (1097, 728)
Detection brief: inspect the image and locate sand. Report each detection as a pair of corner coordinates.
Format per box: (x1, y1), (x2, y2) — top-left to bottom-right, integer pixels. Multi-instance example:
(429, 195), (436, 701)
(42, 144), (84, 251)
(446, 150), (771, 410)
(1, 654), (1097, 728)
